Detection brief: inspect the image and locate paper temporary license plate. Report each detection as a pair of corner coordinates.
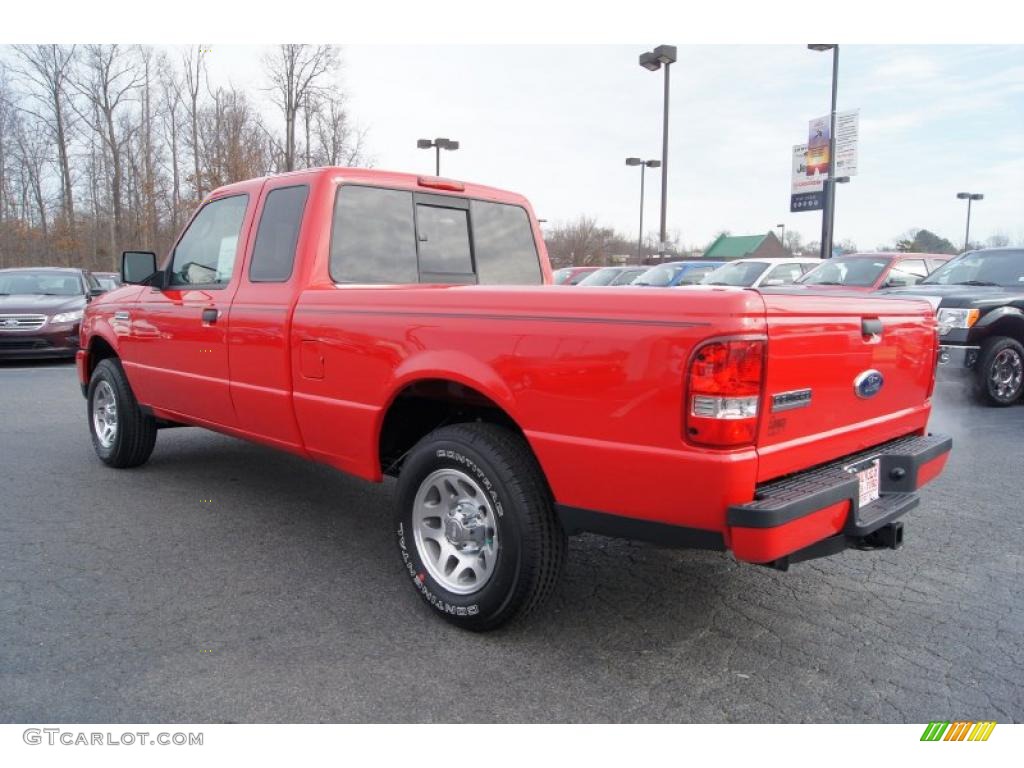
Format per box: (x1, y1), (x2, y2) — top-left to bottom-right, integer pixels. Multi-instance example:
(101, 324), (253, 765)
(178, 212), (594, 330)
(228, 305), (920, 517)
(850, 458), (881, 508)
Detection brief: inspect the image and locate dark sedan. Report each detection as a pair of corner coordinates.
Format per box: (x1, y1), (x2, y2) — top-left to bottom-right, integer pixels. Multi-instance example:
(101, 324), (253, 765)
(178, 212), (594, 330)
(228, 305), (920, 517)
(0, 267), (103, 360)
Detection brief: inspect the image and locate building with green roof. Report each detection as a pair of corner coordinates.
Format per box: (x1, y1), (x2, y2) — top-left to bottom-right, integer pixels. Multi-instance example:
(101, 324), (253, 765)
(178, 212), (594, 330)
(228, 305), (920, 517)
(702, 231), (788, 260)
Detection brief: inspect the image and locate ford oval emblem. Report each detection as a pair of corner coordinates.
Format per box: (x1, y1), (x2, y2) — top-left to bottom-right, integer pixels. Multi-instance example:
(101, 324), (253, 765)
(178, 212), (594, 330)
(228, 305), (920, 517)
(854, 369), (885, 399)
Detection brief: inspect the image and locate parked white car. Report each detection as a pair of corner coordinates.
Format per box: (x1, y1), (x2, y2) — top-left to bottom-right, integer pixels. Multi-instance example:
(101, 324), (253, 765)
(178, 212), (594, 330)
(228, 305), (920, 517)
(698, 257), (821, 288)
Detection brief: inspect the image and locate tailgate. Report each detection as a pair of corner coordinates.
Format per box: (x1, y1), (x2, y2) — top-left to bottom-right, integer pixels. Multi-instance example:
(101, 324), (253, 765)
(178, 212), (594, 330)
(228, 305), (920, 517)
(756, 291), (937, 482)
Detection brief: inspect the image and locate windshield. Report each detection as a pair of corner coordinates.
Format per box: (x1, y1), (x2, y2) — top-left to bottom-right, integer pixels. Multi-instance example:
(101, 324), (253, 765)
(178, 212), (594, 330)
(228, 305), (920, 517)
(95, 276), (119, 291)
(798, 256), (892, 287)
(921, 250), (1024, 287)
(612, 267), (647, 285)
(552, 268), (573, 285)
(633, 264), (679, 286)
(702, 261), (768, 287)
(0, 270), (84, 296)
(577, 267), (622, 286)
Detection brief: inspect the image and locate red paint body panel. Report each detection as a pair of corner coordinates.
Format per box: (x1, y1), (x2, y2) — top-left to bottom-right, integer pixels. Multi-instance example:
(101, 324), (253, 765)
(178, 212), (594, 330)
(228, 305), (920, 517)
(79, 167), (951, 562)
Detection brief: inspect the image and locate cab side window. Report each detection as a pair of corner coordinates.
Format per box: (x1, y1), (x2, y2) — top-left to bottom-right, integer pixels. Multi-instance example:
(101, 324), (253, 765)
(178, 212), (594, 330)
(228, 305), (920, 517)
(170, 195), (249, 287)
(249, 185), (309, 282)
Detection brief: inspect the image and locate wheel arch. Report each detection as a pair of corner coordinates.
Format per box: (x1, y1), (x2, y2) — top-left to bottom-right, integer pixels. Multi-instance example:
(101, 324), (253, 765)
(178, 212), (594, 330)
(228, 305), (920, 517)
(376, 361), (530, 478)
(976, 308), (1024, 345)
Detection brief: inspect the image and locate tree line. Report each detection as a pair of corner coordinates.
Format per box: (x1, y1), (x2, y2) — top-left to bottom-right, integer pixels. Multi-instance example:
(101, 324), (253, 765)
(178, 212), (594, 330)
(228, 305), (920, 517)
(544, 216), (1018, 268)
(0, 44), (366, 272)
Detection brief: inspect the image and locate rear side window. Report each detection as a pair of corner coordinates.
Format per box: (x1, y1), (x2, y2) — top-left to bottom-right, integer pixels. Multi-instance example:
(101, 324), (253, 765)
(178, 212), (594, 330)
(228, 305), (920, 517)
(416, 204), (473, 278)
(470, 201), (542, 285)
(331, 186), (418, 283)
(249, 185), (309, 282)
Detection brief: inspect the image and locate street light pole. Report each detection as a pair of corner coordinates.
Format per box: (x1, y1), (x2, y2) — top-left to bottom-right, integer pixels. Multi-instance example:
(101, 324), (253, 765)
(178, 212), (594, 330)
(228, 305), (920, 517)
(626, 157), (661, 260)
(809, 44), (839, 258)
(956, 192), (984, 252)
(777, 223), (786, 252)
(639, 45), (677, 255)
(416, 137), (460, 176)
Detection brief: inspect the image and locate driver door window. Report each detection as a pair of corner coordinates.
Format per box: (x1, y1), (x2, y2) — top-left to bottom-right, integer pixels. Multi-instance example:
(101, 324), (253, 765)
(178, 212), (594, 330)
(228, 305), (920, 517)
(170, 195), (249, 287)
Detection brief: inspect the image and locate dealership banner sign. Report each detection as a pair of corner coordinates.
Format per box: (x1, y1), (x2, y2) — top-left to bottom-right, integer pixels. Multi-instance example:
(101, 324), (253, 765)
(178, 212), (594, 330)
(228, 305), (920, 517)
(791, 109), (859, 213)
(790, 143), (823, 212)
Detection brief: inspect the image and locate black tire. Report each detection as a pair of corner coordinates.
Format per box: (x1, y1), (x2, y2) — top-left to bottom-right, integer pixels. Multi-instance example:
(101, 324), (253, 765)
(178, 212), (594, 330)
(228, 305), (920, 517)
(87, 358), (157, 468)
(394, 422), (566, 631)
(973, 336), (1024, 407)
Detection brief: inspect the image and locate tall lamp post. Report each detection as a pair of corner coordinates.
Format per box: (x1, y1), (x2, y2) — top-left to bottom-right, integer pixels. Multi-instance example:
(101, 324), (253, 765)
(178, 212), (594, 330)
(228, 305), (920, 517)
(776, 223), (786, 252)
(956, 192), (984, 252)
(639, 44), (677, 255)
(417, 137), (460, 175)
(808, 44), (839, 259)
(626, 157), (661, 261)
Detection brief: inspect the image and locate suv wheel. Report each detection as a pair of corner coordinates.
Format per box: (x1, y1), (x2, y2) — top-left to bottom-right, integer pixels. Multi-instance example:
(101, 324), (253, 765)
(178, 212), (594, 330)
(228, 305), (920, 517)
(87, 358), (158, 467)
(974, 336), (1024, 406)
(394, 423), (566, 631)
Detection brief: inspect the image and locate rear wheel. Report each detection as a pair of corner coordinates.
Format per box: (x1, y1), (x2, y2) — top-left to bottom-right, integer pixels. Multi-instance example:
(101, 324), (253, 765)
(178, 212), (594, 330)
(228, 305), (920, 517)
(974, 336), (1024, 407)
(394, 423), (566, 631)
(87, 358), (157, 467)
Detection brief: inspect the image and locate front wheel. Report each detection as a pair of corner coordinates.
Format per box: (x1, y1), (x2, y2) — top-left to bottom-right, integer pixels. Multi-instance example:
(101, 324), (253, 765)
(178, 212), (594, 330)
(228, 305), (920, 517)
(974, 336), (1024, 406)
(87, 358), (157, 467)
(394, 423), (566, 631)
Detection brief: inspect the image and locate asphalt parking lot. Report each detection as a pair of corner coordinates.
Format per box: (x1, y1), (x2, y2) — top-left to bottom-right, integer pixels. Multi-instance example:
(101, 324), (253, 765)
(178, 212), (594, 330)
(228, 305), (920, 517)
(1, 360), (1021, 723)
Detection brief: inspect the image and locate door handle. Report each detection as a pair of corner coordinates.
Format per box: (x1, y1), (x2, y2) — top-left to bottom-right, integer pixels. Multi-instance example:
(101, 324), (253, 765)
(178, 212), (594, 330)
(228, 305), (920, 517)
(201, 308), (219, 324)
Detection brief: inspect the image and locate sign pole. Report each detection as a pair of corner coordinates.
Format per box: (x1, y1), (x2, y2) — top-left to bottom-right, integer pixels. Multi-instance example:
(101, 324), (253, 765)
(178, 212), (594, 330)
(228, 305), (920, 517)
(820, 45), (840, 259)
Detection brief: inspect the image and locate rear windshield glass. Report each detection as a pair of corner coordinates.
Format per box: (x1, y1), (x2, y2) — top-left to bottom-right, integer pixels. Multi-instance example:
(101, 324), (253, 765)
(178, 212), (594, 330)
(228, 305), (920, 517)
(470, 201), (541, 285)
(702, 261), (768, 287)
(799, 257), (892, 287)
(577, 267), (623, 286)
(634, 264), (679, 286)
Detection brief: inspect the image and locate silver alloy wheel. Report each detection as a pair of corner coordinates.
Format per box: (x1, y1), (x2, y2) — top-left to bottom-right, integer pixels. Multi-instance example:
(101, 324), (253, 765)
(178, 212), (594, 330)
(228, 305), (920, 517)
(411, 467), (500, 595)
(990, 348), (1023, 401)
(92, 380), (118, 448)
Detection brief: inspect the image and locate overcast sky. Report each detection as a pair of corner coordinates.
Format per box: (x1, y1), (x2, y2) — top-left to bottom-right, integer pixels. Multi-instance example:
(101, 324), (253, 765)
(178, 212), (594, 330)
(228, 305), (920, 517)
(195, 45), (1020, 249)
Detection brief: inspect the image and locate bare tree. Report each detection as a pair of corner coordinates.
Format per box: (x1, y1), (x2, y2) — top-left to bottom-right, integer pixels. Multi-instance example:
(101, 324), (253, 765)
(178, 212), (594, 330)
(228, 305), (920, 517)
(198, 86), (270, 190)
(158, 53), (185, 232)
(12, 45), (77, 235)
(181, 45), (207, 200)
(263, 44), (339, 171)
(311, 91), (367, 167)
(72, 44), (143, 257)
(11, 112), (50, 240)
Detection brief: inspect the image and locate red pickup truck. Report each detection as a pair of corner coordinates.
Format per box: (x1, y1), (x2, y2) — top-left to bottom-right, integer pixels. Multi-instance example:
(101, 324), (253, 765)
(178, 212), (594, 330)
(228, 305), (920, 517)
(78, 167), (951, 631)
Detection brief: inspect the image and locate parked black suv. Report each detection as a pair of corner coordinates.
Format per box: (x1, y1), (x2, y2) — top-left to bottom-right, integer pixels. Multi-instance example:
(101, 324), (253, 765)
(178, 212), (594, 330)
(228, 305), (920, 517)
(885, 248), (1024, 406)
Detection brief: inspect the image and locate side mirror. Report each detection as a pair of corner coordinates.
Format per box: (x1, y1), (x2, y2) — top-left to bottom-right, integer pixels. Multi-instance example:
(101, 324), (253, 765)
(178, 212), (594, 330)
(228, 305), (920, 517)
(88, 287), (106, 299)
(121, 250), (158, 285)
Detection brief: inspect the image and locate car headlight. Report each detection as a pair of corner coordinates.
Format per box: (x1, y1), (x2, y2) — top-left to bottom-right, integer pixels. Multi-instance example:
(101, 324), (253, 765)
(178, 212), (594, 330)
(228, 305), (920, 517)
(936, 308), (979, 336)
(51, 309), (83, 324)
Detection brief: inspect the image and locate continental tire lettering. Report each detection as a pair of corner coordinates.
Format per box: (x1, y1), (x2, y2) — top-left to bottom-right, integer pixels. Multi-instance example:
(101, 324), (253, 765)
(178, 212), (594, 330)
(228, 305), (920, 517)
(434, 448), (504, 517)
(398, 518), (478, 615)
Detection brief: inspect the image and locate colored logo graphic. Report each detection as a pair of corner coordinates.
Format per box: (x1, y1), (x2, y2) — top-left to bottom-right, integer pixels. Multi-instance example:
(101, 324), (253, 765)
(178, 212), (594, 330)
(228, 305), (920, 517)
(920, 721), (997, 742)
(854, 369), (885, 399)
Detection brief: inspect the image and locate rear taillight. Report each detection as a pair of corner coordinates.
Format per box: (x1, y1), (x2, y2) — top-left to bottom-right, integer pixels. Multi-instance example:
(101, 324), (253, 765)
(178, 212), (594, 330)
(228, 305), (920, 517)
(685, 338), (765, 447)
